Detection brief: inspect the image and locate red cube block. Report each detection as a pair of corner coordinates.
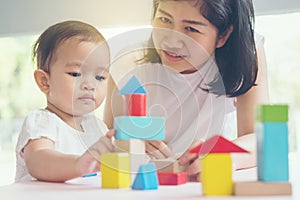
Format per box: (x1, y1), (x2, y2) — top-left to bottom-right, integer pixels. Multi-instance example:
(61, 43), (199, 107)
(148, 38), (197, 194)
(157, 172), (187, 185)
(125, 94), (146, 116)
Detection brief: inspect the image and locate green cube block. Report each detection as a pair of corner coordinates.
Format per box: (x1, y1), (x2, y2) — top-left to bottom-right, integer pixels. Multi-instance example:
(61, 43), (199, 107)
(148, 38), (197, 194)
(256, 104), (288, 122)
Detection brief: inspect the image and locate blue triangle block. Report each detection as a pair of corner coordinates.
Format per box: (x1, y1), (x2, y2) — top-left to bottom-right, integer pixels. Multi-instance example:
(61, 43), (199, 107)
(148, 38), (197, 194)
(132, 163), (158, 190)
(119, 76), (147, 95)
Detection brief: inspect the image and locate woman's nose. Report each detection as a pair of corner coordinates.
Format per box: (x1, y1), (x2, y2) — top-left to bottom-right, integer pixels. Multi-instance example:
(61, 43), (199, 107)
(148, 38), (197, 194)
(163, 29), (184, 49)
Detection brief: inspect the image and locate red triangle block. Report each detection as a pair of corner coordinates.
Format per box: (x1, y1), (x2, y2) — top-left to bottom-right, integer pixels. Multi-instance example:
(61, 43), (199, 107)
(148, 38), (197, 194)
(189, 135), (249, 154)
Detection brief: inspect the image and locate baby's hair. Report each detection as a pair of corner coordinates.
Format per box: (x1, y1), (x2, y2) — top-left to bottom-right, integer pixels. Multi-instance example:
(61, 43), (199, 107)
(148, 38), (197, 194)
(143, 0), (257, 97)
(32, 20), (106, 72)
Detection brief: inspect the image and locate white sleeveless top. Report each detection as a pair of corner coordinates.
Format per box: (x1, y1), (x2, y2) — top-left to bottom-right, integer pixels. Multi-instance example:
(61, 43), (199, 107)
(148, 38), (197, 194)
(15, 109), (108, 182)
(109, 32), (264, 157)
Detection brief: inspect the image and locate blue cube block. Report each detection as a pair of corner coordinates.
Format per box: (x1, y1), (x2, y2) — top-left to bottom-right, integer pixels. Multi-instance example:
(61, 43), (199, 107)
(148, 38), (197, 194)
(132, 163), (159, 190)
(114, 116), (165, 140)
(256, 122), (289, 182)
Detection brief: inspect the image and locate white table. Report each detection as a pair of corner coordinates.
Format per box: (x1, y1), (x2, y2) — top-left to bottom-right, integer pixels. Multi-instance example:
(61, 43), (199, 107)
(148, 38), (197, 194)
(1, 153), (299, 200)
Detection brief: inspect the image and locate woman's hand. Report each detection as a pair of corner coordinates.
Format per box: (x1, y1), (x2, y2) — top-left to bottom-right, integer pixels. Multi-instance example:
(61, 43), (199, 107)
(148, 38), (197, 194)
(75, 130), (115, 176)
(178, 139), (204, 179)
(145, 140), (172, 159)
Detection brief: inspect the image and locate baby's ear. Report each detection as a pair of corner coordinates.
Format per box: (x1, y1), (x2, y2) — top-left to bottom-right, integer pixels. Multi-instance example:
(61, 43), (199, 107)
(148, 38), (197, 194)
(34, 69), (50, 93)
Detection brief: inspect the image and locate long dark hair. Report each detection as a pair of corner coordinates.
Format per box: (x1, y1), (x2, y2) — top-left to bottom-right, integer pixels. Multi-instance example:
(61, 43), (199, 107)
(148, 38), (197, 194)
(142, 0), (258, 97)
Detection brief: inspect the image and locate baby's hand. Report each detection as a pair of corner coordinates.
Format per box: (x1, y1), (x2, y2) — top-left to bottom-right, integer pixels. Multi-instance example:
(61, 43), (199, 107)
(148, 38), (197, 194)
(75, 130), (115, 176)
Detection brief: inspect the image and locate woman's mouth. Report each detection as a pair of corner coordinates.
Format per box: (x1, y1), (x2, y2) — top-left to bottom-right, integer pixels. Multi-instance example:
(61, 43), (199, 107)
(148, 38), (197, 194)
(163, 50), (186, 62)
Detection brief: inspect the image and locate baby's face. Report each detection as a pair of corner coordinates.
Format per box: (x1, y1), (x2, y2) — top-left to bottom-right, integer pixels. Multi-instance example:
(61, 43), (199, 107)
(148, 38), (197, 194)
(46, 37), (110, 116)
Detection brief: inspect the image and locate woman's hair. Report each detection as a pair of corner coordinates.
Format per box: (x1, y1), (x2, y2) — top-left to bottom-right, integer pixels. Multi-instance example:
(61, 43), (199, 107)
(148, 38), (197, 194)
(142, 0), (258, 97)
(32, 20), (106, 72)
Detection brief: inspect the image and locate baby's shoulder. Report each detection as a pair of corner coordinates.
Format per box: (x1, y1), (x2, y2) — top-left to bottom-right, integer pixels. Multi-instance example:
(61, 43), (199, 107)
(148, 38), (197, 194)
(24, 109), (59, 126)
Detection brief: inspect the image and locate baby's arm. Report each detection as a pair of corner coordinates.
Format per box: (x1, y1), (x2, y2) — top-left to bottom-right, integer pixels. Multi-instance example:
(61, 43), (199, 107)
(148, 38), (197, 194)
(23, 138), (80, 182)
(23, 130), (114, 182)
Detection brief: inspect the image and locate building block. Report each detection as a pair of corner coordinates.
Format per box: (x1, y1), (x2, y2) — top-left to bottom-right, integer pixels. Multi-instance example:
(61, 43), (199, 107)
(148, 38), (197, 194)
(157, 172), (187, 185)
(189, 135), (249, 154)
(125, 94), (146, 116)
(256, 104), (288, 122)
(256, 122), (289, 182)
(115, 139), (148, 183)
(234, 181), (292, 196)
(114, 116), (165, 140)
(115, 139), (146, 155)
(201, 153), (233, 196)
(132, 163), (159, 190)
(119, 75), (146, 95)
(100, 153), (130, 188)
(152, 159), (187, 173)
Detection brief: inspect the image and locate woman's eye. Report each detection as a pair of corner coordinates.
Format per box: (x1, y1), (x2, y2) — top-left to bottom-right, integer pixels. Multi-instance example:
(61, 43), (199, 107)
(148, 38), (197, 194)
(185, 26), (200, 33)
(95, 75), (105, 81)
(160, 17), (171, 24)
(68, 72), (81, 77)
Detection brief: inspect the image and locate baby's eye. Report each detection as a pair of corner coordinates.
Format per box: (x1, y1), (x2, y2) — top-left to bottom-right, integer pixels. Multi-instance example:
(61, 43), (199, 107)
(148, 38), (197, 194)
(95, 75), (105, 81)
(185, 26), (200, 33)
(68, 72), (81, 77)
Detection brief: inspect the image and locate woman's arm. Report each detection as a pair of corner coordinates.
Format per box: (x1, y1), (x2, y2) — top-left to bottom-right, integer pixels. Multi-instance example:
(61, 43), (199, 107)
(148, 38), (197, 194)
(232, 38), (270, 169)
(236, 39), (269, 137)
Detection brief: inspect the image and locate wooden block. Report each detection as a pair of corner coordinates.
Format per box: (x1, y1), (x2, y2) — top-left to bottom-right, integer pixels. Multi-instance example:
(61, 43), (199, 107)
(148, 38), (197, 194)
(256, 122), (289, 182)
(152, 159), (187, 173)
(256, 104), (288, 122)
(125, 94), (146, 116)
(201, 153), (233, 196)
(100, 153), (130, 188)
(114, 116), (165, 140)
(158, 172), (187, 185)
(132, 163), (159, 190)
(118, 75), (147, 95)
(234, 181), (292, 196)
(115, 139), (147, 184)
(115, 139), (145, 153)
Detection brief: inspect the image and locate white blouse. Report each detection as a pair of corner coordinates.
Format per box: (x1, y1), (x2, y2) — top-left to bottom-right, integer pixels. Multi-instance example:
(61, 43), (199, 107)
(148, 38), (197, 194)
(15, 109), (108, 182)
(109, 33), (264, 158)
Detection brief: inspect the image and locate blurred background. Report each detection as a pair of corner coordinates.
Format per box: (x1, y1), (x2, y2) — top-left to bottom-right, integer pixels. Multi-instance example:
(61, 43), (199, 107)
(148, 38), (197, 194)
(0, 0), (299, 186)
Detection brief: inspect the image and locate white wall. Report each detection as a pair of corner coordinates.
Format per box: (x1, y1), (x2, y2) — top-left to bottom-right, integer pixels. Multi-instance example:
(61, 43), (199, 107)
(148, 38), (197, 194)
(253, 0), (300, 15)
(0, 0), (299, 36)
(0, 0), (153, 36)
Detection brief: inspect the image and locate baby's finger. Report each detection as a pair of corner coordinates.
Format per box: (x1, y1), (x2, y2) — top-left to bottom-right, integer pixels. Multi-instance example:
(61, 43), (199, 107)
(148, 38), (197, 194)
(105, 129), (115, 139)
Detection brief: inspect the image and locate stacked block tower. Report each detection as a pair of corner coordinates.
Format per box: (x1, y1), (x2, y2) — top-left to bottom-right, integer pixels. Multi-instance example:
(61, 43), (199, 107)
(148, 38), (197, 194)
(189, 135), (249, 196)
(234, 104), (292, 196)
(101, 76), (164, 189)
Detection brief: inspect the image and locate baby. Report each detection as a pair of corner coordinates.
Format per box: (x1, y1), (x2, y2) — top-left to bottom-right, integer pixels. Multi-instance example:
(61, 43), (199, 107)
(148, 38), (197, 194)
(15, 20), (114, 182)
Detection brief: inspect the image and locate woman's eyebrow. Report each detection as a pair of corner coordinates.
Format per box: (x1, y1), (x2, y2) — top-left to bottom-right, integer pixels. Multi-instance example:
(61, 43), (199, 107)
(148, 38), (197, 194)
(158, 8), (207, 26)
(182, 19), (207, 26)
(157, 8), (173, 18)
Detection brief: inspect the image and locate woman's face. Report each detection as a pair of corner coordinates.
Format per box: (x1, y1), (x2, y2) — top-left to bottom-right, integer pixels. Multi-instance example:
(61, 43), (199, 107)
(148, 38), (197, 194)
(152, 1), (222, 73)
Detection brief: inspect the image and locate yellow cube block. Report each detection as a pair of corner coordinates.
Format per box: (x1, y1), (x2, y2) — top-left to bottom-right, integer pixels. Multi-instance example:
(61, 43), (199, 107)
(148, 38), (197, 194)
(201, 153), (233, 195)
(100, 153), (130, 188)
